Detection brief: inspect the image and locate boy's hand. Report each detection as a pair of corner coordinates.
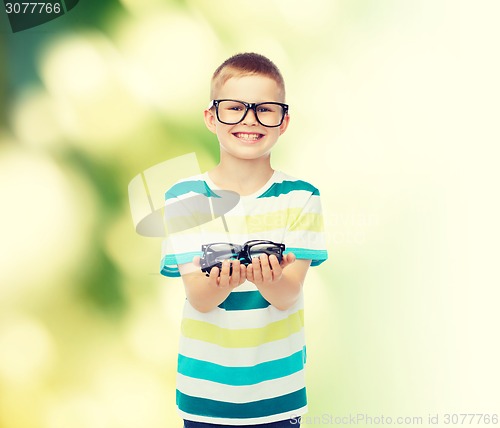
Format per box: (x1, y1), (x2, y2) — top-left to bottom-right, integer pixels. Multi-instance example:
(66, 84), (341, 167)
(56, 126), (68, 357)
(193, 257), (246, 289)
(246, 253), (296, 286)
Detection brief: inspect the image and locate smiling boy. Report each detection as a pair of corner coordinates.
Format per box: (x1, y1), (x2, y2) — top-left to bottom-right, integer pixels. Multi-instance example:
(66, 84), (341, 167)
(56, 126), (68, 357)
(161, 53), (328, 427)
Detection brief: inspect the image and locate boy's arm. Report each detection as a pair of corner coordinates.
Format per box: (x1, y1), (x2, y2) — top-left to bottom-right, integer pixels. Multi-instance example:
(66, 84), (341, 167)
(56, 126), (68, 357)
(180, 259), (246, 313)
(247, 253), (311, 311)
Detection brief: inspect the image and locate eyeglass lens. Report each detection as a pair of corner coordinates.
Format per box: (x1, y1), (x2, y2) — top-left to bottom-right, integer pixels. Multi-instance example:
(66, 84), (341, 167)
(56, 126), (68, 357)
(217, 100), (285, 127)
(206, 243), (240, 263)
(248, 243), (282, 259)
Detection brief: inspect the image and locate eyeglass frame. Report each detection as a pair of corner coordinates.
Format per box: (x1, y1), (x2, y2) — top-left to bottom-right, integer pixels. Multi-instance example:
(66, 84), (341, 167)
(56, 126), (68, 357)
(200, 240), (286, 276)
(208, 99), (289, 128)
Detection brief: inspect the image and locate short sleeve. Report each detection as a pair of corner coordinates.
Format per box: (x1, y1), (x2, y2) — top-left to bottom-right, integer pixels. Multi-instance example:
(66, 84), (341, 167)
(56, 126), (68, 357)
(160, 176), (238, 277)
(160, 201), (203, 277)
(283, 186), (328, 267)
(160, 178), (215, 277)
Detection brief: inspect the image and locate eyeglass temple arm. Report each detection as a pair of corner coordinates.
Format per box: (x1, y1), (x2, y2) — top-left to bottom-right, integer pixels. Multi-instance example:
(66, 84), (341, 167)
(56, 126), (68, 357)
(221, 215), (229, 233)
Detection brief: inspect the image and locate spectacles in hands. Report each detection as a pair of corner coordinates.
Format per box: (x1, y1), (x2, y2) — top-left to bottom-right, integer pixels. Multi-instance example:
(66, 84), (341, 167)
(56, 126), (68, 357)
(200, 240), (286, 277)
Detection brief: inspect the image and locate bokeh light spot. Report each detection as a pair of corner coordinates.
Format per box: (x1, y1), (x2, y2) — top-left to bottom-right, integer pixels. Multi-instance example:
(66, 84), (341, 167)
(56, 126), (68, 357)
(0, 316), (55, 385)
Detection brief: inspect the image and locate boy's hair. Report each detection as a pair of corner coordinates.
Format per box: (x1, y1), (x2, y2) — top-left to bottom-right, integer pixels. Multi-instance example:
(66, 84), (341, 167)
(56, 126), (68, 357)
(210, 52), (286, 101)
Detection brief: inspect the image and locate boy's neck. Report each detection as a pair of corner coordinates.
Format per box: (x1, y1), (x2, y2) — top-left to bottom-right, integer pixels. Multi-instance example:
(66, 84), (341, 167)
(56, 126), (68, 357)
(209, 156), (275, 196)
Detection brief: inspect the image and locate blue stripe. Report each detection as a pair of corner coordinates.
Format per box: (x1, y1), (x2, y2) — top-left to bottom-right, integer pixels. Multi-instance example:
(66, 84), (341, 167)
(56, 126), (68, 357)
(178, 347), (306, 386)
(166, 180), (220, 200)
(160, 266), (180, 277)
(160, 252), (202, 277)
(218, 290), (270, 311)
(285, 248), (328, 266)
(176, 387), (306, 419)
(257, 180), (320, 199)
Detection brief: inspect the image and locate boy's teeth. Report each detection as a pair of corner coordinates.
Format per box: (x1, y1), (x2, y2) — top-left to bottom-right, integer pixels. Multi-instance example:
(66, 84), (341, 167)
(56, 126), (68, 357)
(235, 133), (261, 140)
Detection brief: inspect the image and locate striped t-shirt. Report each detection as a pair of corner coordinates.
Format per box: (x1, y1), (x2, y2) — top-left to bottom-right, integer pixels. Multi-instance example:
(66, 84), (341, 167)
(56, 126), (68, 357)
(160, 170), (328, 425)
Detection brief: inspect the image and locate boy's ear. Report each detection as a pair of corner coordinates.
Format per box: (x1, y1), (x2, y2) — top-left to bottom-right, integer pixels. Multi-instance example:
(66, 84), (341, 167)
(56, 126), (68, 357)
(204, 109), (217, 134)
(279, 114), (290, 135)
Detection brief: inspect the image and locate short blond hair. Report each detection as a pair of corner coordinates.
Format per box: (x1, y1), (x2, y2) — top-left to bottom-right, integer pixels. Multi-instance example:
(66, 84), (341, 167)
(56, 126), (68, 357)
(210, 52), (286, 101)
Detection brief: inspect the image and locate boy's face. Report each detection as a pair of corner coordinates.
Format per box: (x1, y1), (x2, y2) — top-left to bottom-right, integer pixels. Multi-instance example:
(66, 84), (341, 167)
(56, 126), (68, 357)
(204, 75), (290, 162)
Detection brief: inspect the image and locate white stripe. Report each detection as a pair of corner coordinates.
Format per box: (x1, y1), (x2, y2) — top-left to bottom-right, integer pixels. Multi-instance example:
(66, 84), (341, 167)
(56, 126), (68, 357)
(231, 282), (258, 292)
(239, 197), (322, 215)
(219, 200), (323, 219)
(177, 406), (307, 426)
(176, 174), (204, 184)
(250, 193), (322, 211)
(166, 195), (322, 225)
(162, 226), (324, 268)
(194, 229), (288, 241)
(176, 371), (306, 403)
(165, 190), (204, 203)
(163, 228), (324, 254)
(163, 227), (324, 256)
(165, 229), (288, 246)
(285, 230), (327, 247)
(178, 330), (306, 366)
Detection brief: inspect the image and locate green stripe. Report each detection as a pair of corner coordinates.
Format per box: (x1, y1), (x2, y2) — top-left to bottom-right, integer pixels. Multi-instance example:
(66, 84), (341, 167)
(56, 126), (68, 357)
(165, 180), (220, 200)
(176, 387), (306, 419)
(244, 209), (323, 233)
(178, 347), (306, 385)
(258, 180), (319, 199)
(166, 213), (213, 233)
(289, 212), (324, 232)
(218, 290), (270, 311)
(181, 310), (304, 348)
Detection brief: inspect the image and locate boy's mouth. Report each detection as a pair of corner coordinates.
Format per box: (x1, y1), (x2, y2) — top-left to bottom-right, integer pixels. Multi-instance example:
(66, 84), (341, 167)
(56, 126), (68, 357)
(233, 132), (264, 142)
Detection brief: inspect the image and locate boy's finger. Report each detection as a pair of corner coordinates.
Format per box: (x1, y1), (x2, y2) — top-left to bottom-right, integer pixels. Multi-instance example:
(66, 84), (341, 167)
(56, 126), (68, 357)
(209, 266), (219, 285)
(246, 263), (254, 282)
(230, 260), (240, 286)
(192, 256), (201, 267)
(252, 257), (262, 281)
(269, 254), (282, 276)
(282, 252), (296, 267)
(219, 260), (231, 287)
(260, 254), (272, 282)
(239, 264), (247, 284)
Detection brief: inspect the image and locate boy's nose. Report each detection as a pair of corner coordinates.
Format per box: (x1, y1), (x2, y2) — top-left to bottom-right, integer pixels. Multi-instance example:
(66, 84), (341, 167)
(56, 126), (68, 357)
(241, 108), (258, 125)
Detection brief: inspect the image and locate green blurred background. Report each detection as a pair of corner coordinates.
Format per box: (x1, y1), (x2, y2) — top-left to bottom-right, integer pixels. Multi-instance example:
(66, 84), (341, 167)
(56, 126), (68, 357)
(1, 1), (499, 427)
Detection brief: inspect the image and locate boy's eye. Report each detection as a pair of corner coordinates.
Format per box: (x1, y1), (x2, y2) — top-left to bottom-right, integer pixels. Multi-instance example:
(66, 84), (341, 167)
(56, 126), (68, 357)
(257, 104), (277, 113)
(222, 102), (245, 111)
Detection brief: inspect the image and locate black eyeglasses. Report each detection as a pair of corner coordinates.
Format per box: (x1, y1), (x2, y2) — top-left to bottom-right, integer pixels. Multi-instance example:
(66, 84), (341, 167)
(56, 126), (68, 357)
(208, 99), (289, 128)
(200, 240), (286, 276)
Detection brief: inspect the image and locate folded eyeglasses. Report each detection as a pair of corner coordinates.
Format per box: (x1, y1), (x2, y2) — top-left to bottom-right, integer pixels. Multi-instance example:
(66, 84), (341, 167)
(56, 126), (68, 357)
(200, 240), (286, 276)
